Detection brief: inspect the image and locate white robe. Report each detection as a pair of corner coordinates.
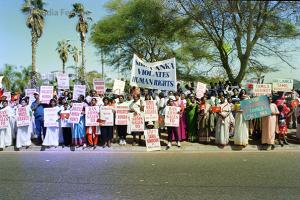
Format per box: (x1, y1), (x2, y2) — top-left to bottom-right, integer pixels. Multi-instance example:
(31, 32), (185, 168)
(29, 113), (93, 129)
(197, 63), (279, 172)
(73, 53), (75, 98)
(43, 107), (60, 146)
(215, 102), (231, 145)
(234, 112), (249, 145)
(0, 106), (13, 148)
(16, 106), (32, 148)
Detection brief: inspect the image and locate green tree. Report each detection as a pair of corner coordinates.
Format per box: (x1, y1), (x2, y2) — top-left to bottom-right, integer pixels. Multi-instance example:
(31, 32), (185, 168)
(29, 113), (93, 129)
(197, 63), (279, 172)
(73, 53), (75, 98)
(69, 3), (92, 84)
(21, 0), (47, 88)
(173, 0), (300, 83)
(86, 70), (102, 90)
(56, 40), (71, 74)
(69, 46), (81, 83)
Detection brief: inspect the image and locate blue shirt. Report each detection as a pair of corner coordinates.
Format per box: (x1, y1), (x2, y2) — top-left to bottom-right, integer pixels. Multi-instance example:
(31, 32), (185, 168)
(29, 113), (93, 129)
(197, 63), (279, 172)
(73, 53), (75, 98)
(31, 101), (45, 120)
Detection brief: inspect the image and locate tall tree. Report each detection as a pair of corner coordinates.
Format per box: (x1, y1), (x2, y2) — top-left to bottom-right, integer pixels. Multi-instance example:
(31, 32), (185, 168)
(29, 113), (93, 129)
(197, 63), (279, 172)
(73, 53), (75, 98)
(173, 0), (300, 83)
(69, 3), (92, 84)
(21, 0), (47, 88)
(56, 40), (71, 73)
(69, 46), (80, 83)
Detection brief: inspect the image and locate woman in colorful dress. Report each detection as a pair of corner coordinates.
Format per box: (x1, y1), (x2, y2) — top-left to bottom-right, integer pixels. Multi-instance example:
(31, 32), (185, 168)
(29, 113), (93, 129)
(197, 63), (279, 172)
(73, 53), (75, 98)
(186, 95), (198, 142)
(72, 104), (86, 150)
(86, 98), (100, 149)
(174, 93), (187, 141)
(197, 97), (211, 143)
(277, 104), (290, 146)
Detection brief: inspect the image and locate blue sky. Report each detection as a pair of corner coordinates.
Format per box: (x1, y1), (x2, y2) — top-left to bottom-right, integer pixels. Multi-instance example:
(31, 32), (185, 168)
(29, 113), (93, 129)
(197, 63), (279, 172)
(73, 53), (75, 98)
(0, 0), (299, 82)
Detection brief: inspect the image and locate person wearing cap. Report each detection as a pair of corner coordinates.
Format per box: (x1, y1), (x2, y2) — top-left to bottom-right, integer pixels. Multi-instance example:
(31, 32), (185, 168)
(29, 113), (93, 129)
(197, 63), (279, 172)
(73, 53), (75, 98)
(31, 92), (46, 145)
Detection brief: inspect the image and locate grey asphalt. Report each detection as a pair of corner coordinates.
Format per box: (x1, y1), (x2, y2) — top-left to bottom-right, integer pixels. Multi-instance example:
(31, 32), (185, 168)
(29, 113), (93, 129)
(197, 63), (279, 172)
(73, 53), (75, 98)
(0, 151), (300, 200)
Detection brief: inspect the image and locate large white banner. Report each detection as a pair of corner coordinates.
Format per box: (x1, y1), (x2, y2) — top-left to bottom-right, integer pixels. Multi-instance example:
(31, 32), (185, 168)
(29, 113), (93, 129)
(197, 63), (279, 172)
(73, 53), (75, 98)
(130, 54), (176, 91)
(57, 73), (70, 90)
(272, 79), (293, 92)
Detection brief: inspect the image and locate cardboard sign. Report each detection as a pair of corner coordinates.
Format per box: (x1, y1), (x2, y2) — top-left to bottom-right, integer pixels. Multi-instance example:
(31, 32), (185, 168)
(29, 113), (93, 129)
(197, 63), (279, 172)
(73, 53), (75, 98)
(130, 54), (176, 91)
(112, 79), (125, 95)
(73, 85), (86, 100)
(144, 129), (161, 152)
(129, 113), (144, 132)
(25, 89), (36, 105)
(144, 100), (158, 122)
(69, 103), (84, 123)
(93, 79), (105, 94)
(196, 82), (206, 98)
(0, 109), (9, 128)
(240, 95), (272, 120)
(44, 108), (59, 127)
(272, 79), (293, 92)
(85, 106), (100, 126)
(100, 106), (114, 126)
(115, 105), (129, 125)
(16, 107), (30, 127)
(164, 106), (180, 127)
(40, 86), (53, 104)
(57, 73), (70, 90)
(252, 84), (272, 96)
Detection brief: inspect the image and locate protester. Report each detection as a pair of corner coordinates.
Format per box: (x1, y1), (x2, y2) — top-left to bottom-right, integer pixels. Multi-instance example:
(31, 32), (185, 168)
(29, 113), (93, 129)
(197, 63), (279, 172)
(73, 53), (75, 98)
(100, 97), (114, 148)
(72, 104), (86, 149)
(31, 92), (46, 145)
(0, 100), (13, 150)
(86, 98), (100, 149)
(197, 97), (211, 143)
(116, 95), (128, 145)
(186, 95), (198, 142)
(60, 102), (72, 147)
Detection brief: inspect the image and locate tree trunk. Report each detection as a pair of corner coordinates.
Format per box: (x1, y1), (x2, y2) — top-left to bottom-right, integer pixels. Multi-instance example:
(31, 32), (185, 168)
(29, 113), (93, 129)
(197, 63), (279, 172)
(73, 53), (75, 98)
(31, 31), (37, 89)
(80, 37), (86, 85)
(62, 61), (65, 74)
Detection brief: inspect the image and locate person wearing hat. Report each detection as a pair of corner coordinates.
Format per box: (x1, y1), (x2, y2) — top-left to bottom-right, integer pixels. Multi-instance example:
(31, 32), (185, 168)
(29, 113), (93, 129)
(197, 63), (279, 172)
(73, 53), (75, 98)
(31, 92), (46, 145)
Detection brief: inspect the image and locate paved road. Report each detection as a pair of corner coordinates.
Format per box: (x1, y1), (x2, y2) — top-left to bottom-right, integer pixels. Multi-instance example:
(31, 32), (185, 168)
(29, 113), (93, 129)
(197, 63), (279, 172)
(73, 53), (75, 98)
(0, 151), (300, 200)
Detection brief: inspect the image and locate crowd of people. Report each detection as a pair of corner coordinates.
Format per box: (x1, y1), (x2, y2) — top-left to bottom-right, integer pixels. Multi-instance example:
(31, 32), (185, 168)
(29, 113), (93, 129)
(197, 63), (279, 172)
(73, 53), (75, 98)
(0, 81), (300, 151)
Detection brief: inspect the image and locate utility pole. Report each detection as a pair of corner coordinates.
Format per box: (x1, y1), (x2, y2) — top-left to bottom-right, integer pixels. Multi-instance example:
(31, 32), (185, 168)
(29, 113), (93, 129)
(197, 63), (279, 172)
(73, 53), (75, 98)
(101, 49), (104, 80)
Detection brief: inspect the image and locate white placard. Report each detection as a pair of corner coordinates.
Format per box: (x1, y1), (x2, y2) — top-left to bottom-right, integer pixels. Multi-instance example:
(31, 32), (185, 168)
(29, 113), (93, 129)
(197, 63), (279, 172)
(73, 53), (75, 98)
(129, 113), (144, 132)
(112, 79), (125, 95)
(252, 84), (272, 96)
(44, 108), (59, 127)
(73, 85), (86, 100)
(144, 100), (158, 122)
(16, 107), (30, 127)
(100, 106), (114, 126)
(196, 82), (206, 98)
(57, 73), (70, 90)
(144, 129), (161, 152)
(93, 79), (105, 94)
(40, 86), (53, 104)
(69, 103), (84, 123)
(164, 106), (180, 127)
(115, 105), (129, 125)
(85, 106), (100, 126)
(272, 79), (293, 92)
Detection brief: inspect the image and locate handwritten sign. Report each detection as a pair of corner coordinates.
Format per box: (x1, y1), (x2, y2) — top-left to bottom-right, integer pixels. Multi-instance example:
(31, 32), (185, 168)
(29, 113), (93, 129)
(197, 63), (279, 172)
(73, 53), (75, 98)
(69, 103), (84, 123)
(144, 129), (161, 152)
(115, 105), (129, 125)
(44, 108), (59, 127)
(112, 79), (125, 95)
(73, 85), (86, 100)
(85, 106), (99, 126)
(240, 95), (272, 120)
(144, 100), (158, 122)
(0, 109), (9, 128)
(272, 79), (293, 92)
(164, 106), (180, 127)
(130, 54), (176, 91)
(25, 89), (36, 105)
(100, 106), (114, 126)
(93, 79), (105, 94)
(129, 113), (144, 132)
(16, 107), (30, 127)
(196, 82), (206, 98)
(40, 86), (53, 104)
(252, 84), (272, 96)
(57, 73), (70, 90)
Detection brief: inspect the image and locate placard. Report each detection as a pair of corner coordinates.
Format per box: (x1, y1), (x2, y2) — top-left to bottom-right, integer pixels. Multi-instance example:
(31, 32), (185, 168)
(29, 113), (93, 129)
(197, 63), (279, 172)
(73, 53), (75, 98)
(40, 86), (53, 104)
(16, 107), (30, 127)
(44, 108), (59, 127)
(196, 82), (206, 98)
(164, 106), (180, 127)
(144, 129), (161, 152)
(69, 103), (84, 123)
(25, 89), (36, 105)
(144, 100), (158, 122)
(272, 79), (293, 92)
(73, 85), (86, 100)
(57, 73), (70, 90)
(129, 113), (144, 132)
(252, 84), (272, 96)
(115, 105), (129, 125)
(240, 95), (272, 120)
(100, 106), (114, 126)
(112, 79), (125, 95)
(130, 54), (176, 91)
(0, 109), (9, 128)
(93, 79), (105, 94)
(85, 106), (100, 126)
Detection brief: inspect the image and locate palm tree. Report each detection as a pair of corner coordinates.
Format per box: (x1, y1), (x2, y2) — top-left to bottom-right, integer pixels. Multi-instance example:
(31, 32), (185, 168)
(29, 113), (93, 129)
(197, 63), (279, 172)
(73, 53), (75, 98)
(0, 64), (15, 91)
(21, 0), (47, 88)
(56, 40), (71, 73)
(69, 46), (80, 83)
(68, 3), (92, 84)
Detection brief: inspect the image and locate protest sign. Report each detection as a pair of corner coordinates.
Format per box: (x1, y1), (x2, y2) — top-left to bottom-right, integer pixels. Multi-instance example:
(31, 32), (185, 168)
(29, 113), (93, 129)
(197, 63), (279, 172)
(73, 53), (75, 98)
(40, 86), (53, 104)
(57, 73), (70, 90)
(144, 100), (158, 122)
(240, 95), (272, 120)
(272, 79), (293, 92)
(112, 79), (125, 95)
(16, 107), (30, 127)
(164, 106), (180, 127)
(252, 84), (272, 96)
(44, 108), (59, 127)
(0, 109), (9, 128)
(130, 54), (176, 91)
(100, 106), (114, 126)
(115, 105), (129, 125)
(144, 129), (161, 152)
(93, 79), (105, 94)
(129, 113), (144, 132)
(196, 82), (206, 98)
(69, 103), (84, 123)
(73, 85), (86, 100)
(25, 89), (36, 104)
(85, 106), (99, 126)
